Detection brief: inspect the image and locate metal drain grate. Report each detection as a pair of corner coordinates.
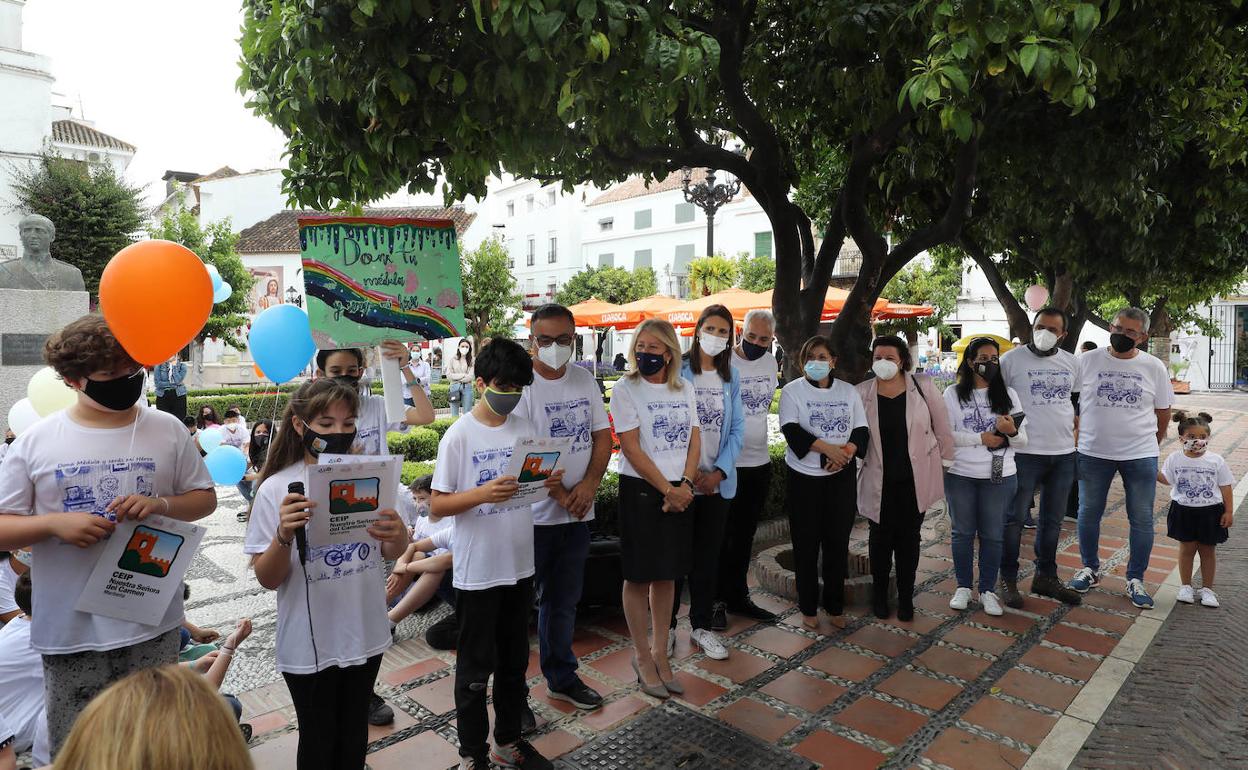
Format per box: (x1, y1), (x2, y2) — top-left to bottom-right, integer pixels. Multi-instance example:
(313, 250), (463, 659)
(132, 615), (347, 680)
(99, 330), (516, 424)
(556, 701), (815, 770)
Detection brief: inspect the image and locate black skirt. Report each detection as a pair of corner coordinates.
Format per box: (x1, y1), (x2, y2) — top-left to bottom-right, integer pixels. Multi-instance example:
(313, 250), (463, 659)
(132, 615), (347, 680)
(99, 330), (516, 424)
(1166, 500), (1229, 545)
(618, 474), (693, 582)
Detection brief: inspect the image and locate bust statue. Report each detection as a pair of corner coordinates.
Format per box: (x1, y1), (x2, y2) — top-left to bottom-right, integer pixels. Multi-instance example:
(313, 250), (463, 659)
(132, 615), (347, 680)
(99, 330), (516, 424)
(0, 214), (86, 291)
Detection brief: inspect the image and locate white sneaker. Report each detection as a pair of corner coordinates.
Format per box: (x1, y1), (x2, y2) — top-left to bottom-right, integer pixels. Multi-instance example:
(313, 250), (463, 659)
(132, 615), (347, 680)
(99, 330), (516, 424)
(979, 591), (1004, 616)
(1199, 587), (1220, 608)
(1177, 585), (1196, 604)
(949, 587), (972, 611)
(690, 628), (729, 660)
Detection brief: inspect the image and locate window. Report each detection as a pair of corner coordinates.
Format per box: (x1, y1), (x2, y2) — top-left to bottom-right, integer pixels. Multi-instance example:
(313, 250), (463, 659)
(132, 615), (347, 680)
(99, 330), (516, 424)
(546, 189), (557, 206)
(599, 253), (615, 268)
(674, 203), (695, 224)
(548, 235), (558, 263)
(526, 195), (535, 212)
(506, 238), (515, 268)
(526, 237), (536, 266)
(547, 280), (558, 299)
(599, 217), (614, 232)
(634, 209), (652, 229)
(634, 249), (652, 269)
(525, 278), (536, 300)
(754, 231), (773, 258)
(506, 201), (515, 218)
(676, 275), (690, 299)
(673, 243), (696, 273)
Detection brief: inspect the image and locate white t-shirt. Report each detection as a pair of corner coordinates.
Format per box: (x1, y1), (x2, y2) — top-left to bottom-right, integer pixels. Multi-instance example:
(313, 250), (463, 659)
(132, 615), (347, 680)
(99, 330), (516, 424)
(778, 377), (867, 477)
(243, 462), (390, 674)
(0, 559), (18, 618)
(1161, 451), (1234, 507)
(732, 350), (778, 467)
(0, 616), (43, 751)
(0, 442), (9, 467)
(0, 409), (213, 654)
(431, 413), (536, 590)
(692, 370), (726, 476)
(1000, 346), (1079, 456)
(356, 393), (407, 457)
(609, 376), (700, 482)
(396, 484), (421, 530)
(944, 385), (1024, 479)
(220, 421), (246, 448)
(414, 514), (453, 557)
(1077, 348), (1174, 460)
(517, 364), (611, 525)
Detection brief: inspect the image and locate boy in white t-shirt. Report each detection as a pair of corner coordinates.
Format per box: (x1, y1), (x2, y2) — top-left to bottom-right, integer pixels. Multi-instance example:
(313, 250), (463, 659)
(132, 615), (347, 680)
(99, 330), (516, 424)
(386, 475), (455, 627)
(0, 314), (217, 755)
(431, 338), (562, 770)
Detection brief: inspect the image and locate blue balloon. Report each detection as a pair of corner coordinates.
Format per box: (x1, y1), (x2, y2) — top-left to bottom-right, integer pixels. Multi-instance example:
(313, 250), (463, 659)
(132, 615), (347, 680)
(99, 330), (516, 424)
(249, 304), (316, 383)
(204, 446), (247, 485)
(206, 264), (223, 292)
(213, 282), (233, 304)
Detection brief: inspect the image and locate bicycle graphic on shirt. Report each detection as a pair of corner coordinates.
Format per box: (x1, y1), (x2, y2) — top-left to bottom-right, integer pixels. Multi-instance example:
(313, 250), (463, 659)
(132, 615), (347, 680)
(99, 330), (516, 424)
(1094, 371), (1144, 408)
(647, 402), (692, 450)
(307, 542), (374, 581)
(545, 398), (592, 448)
(739, 378), (774, 414)
(1028, 370), (1072, 405)
(696, 388), (725, 431)
(807, 403), (850, 438)
(1174, 468), (1218, 502)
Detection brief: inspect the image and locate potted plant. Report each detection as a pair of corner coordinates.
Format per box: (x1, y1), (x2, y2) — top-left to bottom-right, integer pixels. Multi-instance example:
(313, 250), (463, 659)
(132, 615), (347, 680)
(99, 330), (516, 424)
(1170, 359), (1191, 394)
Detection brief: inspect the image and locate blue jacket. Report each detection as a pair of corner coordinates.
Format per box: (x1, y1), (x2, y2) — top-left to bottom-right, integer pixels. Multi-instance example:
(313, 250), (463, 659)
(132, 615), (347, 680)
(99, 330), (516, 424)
(154, 361), (187, 397)
(681, 359), (746, 499)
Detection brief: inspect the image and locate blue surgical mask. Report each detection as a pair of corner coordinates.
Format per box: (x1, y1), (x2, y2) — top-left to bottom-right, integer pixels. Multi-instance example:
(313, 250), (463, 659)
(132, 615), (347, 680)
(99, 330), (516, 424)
(804, 361), (831, 381)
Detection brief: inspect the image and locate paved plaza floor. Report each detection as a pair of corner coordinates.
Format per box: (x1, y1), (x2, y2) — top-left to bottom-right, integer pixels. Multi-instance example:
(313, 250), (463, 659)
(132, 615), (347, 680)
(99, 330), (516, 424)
(177, 393), (1248, 769)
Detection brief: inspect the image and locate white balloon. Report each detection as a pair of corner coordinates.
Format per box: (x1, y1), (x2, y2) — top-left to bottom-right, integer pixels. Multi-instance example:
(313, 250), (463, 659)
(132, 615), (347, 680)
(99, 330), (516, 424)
(26, 366), (77, 417)
(7, 398), (41, 435)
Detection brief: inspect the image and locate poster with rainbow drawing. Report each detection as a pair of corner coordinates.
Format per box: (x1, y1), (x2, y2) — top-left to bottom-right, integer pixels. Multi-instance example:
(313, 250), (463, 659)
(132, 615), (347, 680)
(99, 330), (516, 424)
(297, 215), (467, 347)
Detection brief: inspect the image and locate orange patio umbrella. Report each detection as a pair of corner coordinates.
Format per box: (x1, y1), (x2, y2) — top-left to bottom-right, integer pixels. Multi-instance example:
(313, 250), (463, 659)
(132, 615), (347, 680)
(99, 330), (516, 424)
(873, 302), (935, 320)
(662, 288), (772, 328)
(561, 297), (644, 329)
(612, 294), (685, 329)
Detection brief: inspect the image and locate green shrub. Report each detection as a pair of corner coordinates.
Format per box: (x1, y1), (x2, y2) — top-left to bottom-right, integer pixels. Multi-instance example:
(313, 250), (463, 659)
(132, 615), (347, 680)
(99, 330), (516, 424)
(762, 442), (788, 520)
(388, 428), (440, 461)
(593, 471), (620, 533)
(429, 383), (450, 409)
(427, 417), (457, 437)
(182, 393), (291, 425)
(400, 461), (435, 484)
(768, 391), (780, 414)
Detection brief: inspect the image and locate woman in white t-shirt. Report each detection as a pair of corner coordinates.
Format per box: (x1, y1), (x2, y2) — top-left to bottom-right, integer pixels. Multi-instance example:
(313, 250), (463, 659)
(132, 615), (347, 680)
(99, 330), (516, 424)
(778, 336), (868, 631)
(244, 378), (409, 770)
(610, 319), (700, 698)
(315, 344), (435, 456)
(942, 337), (1027, 617)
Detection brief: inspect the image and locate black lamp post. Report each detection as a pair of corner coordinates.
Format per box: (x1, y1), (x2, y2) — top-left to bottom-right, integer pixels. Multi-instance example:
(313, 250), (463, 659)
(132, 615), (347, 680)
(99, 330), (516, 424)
(285, 285), (302, 307)
(681, 166), (741, 257)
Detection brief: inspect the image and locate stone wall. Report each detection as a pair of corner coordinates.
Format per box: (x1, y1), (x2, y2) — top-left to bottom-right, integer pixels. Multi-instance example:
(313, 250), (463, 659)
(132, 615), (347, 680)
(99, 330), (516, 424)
(0, 288), (89, 428)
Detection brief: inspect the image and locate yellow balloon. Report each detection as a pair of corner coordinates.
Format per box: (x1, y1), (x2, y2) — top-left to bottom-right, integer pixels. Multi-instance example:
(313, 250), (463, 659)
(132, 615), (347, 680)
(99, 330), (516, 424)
(26, 366), (78, 417)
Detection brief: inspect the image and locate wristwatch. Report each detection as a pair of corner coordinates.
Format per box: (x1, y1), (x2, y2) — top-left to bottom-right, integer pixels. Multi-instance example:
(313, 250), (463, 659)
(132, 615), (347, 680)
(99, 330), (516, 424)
(679, 476), (694, 489)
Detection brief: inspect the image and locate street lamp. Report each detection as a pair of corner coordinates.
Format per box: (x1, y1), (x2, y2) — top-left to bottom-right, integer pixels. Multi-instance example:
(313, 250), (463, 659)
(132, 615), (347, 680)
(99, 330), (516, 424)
(285, 285), (302, 307)
(681, 166), (741, 257)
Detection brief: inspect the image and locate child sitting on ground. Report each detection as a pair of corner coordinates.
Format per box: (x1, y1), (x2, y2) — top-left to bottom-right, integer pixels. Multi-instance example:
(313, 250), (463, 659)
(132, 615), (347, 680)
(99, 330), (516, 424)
(386, 476), (454, 629)
(1158, 411), (1235, 608)
(220, 409), (247, 450)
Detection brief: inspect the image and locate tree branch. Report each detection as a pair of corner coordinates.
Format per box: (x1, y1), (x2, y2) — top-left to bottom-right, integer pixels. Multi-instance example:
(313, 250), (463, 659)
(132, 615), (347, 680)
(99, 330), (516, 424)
(962, 233), (1032, 341)
(884, 133), (980, 278)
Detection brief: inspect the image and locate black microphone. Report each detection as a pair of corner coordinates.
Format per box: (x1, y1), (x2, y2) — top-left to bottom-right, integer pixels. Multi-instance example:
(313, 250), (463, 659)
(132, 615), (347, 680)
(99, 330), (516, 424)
(287, 481), (308, 564)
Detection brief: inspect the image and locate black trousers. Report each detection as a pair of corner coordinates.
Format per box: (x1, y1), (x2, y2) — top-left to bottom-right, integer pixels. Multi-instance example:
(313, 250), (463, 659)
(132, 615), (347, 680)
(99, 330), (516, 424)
(786, 466), (857, 616)
(671, 493), (730, 631)
(282, 654), (383, 770)
(455, 578), (534, 758)
(155, 391), (187, 420)
(717, 464), (771, 606)
(868, 475), (923, 607)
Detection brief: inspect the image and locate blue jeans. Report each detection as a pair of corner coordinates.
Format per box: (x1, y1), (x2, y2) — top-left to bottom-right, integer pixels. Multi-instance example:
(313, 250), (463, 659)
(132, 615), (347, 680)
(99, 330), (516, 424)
(533, 522), (590, 691)
(945, 472), (1017, 593)
(1002, 453), (1077, 581)
(1077, 455), (1158, 581)
(449, 382), (474, 417)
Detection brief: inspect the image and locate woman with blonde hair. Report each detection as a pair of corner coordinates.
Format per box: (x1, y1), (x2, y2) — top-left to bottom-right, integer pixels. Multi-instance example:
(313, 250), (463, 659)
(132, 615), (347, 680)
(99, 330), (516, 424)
(54, 664), (252, 770)
(609, 319), (700, 698)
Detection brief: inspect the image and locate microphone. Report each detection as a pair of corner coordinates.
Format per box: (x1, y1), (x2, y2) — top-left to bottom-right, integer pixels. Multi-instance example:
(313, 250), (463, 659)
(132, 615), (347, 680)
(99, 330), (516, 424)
(287, 481), (308, 564)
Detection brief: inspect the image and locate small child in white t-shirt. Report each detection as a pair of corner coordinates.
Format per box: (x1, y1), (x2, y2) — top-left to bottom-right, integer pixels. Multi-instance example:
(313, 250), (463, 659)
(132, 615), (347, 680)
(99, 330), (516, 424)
(1158, 411), (1235, 608)
(386, 475), (454, 627)
(220, 409), (247, 449)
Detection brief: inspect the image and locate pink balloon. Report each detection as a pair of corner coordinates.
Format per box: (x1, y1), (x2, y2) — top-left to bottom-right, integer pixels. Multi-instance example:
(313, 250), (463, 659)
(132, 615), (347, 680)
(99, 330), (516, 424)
(1024, 284), (1049, 311)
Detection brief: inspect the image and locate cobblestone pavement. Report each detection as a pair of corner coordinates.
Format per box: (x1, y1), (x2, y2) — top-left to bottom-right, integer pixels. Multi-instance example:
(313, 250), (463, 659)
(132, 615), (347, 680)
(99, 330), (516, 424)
(167, 393), (1248, 769)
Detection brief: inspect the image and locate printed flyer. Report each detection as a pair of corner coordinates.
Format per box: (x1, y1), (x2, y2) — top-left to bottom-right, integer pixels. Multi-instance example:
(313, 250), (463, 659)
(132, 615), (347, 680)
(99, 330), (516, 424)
(502, 438), (571, 507)
(306, 456), (401, 547)
(75, 515), (206, 626)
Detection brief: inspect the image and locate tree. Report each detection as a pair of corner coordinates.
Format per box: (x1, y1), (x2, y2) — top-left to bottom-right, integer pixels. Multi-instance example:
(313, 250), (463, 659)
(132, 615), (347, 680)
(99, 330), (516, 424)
(877, 251), (962, 347)
(239, 0), (1123, 379)
(555, 265), (656, 305)
(736, 253), (775, 292)
(687, 254), (736, 296)
(10, 154), (144, 297)
(461, 236), (522, 344)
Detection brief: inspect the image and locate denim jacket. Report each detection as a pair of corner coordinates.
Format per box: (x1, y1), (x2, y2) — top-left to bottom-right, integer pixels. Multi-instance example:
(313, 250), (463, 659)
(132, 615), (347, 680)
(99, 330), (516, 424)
(154, 361), (187, 397)
(680, 359), (746, 499)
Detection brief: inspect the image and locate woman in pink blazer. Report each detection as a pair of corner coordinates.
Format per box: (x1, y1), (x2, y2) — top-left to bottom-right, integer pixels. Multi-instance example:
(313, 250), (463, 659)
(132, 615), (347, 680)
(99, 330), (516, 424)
(856, 337), (956, 620)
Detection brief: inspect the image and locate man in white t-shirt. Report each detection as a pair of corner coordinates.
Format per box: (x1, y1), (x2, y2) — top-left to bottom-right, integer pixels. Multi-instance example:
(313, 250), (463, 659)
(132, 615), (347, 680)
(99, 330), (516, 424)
(1066, 308), (1174, 609)
(0, 315), (217, 755)
(716, 309), (779, 627)
(999, 308), (1084, 609)
(517, 304), (612, 712)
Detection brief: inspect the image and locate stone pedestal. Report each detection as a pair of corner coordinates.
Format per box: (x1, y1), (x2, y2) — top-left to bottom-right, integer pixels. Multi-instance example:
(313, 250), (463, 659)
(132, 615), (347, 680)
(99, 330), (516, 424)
(0, 288), (89, 428)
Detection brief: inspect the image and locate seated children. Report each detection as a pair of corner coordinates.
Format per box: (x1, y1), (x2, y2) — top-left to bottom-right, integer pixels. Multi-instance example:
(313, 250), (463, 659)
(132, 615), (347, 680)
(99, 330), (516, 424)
(0, 573), (48, 767)
(387, 477), (454, 628)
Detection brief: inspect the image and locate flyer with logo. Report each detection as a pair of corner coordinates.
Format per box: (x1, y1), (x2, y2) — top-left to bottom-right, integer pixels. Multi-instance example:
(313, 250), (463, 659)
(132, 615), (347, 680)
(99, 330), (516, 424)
(75, 515), (206, 626)
(306, 456), (401, 547)
(502, 438), (571, 507)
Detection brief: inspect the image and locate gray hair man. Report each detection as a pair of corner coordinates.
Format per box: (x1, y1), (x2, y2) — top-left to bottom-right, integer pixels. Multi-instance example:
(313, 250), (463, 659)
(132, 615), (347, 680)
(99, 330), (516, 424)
(1066, 307), (1173, 608)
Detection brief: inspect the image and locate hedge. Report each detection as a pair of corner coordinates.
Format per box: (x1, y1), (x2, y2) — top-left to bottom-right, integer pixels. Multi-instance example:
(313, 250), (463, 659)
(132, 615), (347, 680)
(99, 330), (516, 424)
(400, 461), (436, 484)
(387, 427), (440, 461)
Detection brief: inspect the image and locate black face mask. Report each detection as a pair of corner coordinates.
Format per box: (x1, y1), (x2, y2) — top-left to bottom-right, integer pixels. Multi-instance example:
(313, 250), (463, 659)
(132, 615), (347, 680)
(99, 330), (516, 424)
(333, 374), (362, 388)
(4, 436), (14, 445)
(740, 340), (768, 361)
(974, 361), (1000, 383)
(301, 425), (356, 457)
(636, 352), (666, 376)
(1109, 333), (1137, 354)
(253, 433), (270, 448)
(84, 369), (145, 411)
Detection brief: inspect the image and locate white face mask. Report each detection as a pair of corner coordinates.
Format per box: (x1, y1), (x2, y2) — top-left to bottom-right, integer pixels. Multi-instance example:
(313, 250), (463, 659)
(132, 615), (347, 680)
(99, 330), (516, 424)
(872, 359), (900, 381)
(1032, 328), (1059, 352)
(537, 342), (573, 370)
(699, 332), (728, 358)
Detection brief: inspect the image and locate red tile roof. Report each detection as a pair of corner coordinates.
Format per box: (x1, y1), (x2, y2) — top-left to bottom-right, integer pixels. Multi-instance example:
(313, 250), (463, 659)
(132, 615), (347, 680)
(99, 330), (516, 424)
(588, 170), (709, 207)
(51, 120), (136, 152)
(236, 207), (476, 254)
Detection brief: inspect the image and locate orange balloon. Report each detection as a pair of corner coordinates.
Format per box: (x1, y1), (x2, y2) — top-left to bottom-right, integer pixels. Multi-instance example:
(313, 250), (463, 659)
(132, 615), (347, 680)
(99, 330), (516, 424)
(253, 363), (266, 379)
(99, 240), (213, 366)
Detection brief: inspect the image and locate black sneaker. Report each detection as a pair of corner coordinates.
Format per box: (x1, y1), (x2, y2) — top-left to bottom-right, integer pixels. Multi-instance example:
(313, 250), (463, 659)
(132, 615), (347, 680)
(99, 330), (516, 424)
(725, 598), (777, 623)
(425, 613), (459, 650)
(367, 693), (394, 726)
(491, 738), (553, 769)
(458, 753), (491, 770)
(548, 680), (604, 710)
(1031, 574), (1083, 606)
(999, 579), (1025, 610)
(710, 601), (728, 631)
(520, 701), (537, 735)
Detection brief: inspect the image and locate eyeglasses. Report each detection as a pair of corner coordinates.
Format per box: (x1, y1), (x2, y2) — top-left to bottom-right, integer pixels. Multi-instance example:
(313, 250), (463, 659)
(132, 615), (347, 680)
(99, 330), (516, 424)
(535, 335), (575, 347)
(1108, 324), (1145, 340)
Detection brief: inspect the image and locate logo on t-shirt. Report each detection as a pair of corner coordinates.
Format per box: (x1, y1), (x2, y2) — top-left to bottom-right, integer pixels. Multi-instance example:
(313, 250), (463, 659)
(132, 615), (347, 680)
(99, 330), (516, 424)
(356, 426), (383, 455)
(543, 398), (592, 450)
(56, 459), (158, 518)
(1027, 369), (1072, 406)
(739, 376), (774, 415)
(1174, 467), (1219, 503)
(695, 387), (725, 431)
(806, 401), (850, 437)
(959, 399), (997, 433)
(646, 402), (692, 449)
(1094, 371), (1144, 408)
(307, 542), (374, 582)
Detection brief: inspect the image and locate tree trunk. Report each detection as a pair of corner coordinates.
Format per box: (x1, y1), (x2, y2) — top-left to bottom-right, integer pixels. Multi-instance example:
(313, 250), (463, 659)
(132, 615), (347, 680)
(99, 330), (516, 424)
(1149, 301), (1172, 369)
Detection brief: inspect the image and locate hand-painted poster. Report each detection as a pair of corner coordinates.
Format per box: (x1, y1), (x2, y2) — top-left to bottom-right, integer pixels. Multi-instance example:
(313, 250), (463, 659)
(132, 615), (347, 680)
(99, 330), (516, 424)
(298, 216), (466, 347)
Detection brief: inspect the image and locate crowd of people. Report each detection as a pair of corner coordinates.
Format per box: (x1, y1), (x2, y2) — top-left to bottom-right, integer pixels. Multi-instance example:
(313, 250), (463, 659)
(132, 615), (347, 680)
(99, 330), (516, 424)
(0, 301), (1236, 770)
